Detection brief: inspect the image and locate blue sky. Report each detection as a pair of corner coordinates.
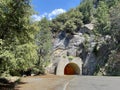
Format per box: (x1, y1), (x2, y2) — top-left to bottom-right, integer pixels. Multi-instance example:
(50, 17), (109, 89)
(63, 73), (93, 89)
(31, 0), (81, 21)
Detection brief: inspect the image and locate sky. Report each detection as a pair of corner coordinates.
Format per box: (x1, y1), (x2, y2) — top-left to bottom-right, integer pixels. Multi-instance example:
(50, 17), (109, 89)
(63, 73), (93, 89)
(31, 0), (81, 21)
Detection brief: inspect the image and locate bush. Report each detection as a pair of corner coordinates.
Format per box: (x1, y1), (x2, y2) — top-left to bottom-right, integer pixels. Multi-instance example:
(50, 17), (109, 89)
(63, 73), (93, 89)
(68, 56), (74, 61)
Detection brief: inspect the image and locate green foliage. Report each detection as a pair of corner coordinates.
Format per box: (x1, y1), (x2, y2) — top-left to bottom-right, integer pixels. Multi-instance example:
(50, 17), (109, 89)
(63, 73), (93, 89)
(51, 13), (69, 33)
(51, 19), (64, 32)
(54, 13), (69, 24)
(64, 9), (83, 33)
(110, 3), (120, 43)
(104, 4), (120, 76)
(95, 1), (111, 35)
(63, 18), (77, 34)
(35, 18), (52, 74)
(0, 0), (38, 76)
(68, 56), (74, 61)
(106, 51), (120, 76)
(78, 0), (94, 24)
(51, 9), (83, 34)
(106, 0), (120, 8)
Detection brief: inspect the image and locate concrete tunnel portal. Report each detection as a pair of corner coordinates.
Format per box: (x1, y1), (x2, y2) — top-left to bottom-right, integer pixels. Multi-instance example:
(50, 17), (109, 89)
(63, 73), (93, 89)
(55, 58), (82, 75)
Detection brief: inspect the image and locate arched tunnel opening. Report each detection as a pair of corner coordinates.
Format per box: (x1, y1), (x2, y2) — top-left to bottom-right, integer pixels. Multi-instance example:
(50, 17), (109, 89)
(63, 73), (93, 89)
(64, 63), (80, 75)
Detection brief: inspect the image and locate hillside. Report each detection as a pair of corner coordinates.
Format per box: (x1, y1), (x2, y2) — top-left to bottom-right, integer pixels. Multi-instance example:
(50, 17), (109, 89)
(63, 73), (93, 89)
(44, 0), (120, 76)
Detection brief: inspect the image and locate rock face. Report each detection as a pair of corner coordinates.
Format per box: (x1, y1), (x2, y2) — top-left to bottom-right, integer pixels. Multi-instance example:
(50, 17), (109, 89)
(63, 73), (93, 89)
(46, 24), (108, 75)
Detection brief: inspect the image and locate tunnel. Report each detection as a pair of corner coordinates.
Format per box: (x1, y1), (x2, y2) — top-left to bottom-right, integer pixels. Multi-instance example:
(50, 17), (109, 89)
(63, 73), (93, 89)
(64, 63), (80, 75)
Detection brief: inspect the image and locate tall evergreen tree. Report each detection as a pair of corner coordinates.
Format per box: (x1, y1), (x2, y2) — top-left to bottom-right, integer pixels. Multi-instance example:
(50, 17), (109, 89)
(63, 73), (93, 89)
(0, 0), (38, 76)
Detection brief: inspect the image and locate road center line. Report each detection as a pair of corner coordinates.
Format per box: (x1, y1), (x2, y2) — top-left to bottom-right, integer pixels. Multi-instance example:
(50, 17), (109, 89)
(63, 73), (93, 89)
(63, 81), (69, 90)
(63, 77), (75, 90)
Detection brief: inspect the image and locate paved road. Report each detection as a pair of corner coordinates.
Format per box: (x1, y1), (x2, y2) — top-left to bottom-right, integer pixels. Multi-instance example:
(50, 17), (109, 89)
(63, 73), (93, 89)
(15, 75), (73, 90)
(15, 75), (120, 90)
(66, 76), (120, 90)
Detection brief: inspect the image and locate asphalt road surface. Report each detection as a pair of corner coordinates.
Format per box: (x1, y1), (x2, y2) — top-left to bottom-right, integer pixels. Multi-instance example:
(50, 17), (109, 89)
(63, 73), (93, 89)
(15, 75), (120, 90)
(66, 76), (120, 90)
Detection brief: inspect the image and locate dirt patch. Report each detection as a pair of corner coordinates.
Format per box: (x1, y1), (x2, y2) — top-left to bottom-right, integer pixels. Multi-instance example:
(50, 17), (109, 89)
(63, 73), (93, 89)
(15, 74), (73, 90)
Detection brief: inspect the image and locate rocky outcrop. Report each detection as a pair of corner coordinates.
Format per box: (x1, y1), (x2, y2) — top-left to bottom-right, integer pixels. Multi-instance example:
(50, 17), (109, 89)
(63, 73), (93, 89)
(46, 23), (110, 75)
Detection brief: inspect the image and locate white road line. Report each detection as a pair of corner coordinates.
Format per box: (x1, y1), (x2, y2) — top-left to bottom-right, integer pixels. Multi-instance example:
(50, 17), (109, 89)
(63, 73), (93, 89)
(63, 81), (70, 90)
(63, 78), (75, 90)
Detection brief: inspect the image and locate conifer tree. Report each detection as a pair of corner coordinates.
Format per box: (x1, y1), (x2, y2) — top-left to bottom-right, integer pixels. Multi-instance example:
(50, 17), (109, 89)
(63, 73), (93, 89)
(0, 0), (38, 76)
